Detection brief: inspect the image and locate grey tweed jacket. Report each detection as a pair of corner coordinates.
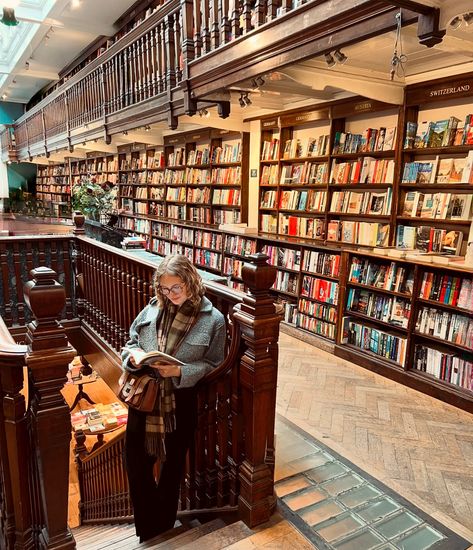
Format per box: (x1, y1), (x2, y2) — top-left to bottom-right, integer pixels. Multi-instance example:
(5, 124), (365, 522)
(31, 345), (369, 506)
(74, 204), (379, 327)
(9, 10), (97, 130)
(121, 296), (226, 388)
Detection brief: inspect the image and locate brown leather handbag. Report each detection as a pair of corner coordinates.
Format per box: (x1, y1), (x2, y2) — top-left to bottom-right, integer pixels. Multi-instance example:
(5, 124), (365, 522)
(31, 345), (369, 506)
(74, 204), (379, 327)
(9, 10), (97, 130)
(117, 371), (159, 413)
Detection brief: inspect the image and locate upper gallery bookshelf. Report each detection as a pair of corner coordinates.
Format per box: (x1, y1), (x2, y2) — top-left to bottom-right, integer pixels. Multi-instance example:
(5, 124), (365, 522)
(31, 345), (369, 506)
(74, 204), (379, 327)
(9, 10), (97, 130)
(258, 98), (401, 250)
(397, 74), (473, 256)
(35, 163), (71, 210)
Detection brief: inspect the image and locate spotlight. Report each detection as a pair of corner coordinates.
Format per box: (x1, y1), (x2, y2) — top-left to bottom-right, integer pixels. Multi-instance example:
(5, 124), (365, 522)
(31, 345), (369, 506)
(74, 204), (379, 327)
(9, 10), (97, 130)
(333, 49), (348, 64)
(450, 16), (462, 29)
(256, 76), (265, 87)
(463, 12), (473, 26)
(1, 94), (6, 100)
(71, 0), (81, 8)
(1, 8), (19, 26)
(145, 125), (151, 131)
(122, 130), (128, 135)
(25, 61), (30, 70)
(239, 93), (246, 108)
(324, 52), (336, 68)
(198, 108), (210, 118)
(244, 93), (252, 106)
(238, 92), (251, 107)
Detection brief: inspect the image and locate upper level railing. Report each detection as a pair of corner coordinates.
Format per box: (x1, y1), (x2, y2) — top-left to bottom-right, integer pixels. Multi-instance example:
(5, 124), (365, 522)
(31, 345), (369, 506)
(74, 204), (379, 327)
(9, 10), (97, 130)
(0, 227), (281, 546)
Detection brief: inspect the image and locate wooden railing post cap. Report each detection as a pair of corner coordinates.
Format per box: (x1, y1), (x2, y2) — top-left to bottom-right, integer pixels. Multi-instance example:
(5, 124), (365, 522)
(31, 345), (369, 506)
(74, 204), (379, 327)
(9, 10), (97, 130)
(242, 253), (276, 293)
(72, 210), (86, 234)
(24, 266), (66, 322)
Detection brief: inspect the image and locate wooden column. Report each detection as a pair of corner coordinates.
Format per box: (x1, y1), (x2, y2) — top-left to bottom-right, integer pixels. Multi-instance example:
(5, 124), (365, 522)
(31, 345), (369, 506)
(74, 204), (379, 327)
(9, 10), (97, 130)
(24, 267), (76, 550)
(235, 253), (280, 528)
(0, 338), (31, 549)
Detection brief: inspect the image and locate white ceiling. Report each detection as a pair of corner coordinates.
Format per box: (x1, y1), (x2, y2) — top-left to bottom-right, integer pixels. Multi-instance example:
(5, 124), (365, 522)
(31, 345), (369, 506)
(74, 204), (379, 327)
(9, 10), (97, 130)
(0, 0), (140, 103)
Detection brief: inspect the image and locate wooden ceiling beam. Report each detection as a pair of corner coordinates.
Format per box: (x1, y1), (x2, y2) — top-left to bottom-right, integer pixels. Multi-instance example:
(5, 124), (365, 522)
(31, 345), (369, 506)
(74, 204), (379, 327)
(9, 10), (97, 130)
(382, 1), (433, 16)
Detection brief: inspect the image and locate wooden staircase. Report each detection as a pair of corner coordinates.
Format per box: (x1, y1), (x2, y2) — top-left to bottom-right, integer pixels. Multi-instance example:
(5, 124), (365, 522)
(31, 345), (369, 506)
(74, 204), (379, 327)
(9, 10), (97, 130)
(72, 518), (257, 549)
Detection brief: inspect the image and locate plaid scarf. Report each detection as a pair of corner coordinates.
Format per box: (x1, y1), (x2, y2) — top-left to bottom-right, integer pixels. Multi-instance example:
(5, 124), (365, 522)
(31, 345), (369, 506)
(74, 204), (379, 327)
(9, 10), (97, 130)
(145, 298), (201, 459)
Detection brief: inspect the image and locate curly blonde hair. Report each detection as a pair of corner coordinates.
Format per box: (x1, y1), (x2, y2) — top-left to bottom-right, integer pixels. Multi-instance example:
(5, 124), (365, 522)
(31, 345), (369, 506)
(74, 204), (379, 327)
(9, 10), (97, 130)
(153, 254), (205, 307)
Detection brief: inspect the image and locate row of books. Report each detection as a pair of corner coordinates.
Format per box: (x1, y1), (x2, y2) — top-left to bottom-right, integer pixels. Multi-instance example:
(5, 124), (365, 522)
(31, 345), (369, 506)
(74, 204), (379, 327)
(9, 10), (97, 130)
(420, 273), (472, 310)
(166, 187), (186, 202)
(401, 191), (472, 220)
(297, 313), (336, 340)
(332, 126), (397, 154)
(212, 189), (241, 206)
(261, 164), (280, 185)
(346, 288), (411, 329)
(187, 148), (210, 165)
(149, 187), (165, 200)
(224, 235), (257, 256)
(401, 153), (473, 184)
(396, 225), (463, 255)
(273, 270), (298, 294)
(120, 172), (147, 184)
(404, 114), (473, 149)
(330, 190), (392, 216)
(279, 162), (328, 185)
(278, 214), (324, 239)
(282, 135), (330, 159)
(195, 249), (221, 270)
(147, 151), (166, 169)
(327, 220), (390, 247)
(298, 298), (338, 323)
(170, 226), (193, 242)
(149, 202), (165, 216)
(329, 158), (395, 185)
(223, 257), (243, 278)
(36, 184), (71, 194)
(416, 308), (473, 349)
(261, 139), (280, 161)
(162, 167), (242, 185)
(38, 166), (68, 177)
(413, 345), (472, 391)
(213, 209), (241, 224)
(280, 189), (327, 212)
(263, 245), (301, 271)
(348, 258), (414, 294)
(195, 230), (222, 249)
(301, 275), (339, 305)
(302, 251), (340, 277)
(342, 318), (407, 365)
(211, 144), (242, 164)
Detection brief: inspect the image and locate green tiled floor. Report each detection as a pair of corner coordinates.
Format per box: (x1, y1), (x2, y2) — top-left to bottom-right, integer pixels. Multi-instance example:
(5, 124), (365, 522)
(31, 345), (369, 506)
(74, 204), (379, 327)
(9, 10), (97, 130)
(275, 416), (470, 550)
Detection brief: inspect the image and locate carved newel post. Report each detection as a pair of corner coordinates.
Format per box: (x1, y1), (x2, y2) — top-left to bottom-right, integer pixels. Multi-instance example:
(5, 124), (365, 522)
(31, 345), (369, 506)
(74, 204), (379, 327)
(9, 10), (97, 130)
(72, 210), (86, 235)
(235, 253), (280, 527)
(24, 267), (76, 550)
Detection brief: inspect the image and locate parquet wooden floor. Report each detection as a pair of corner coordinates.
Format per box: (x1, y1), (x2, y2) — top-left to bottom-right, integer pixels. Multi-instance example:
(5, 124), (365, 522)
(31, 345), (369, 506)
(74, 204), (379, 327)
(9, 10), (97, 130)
(276, 331), (473, 544)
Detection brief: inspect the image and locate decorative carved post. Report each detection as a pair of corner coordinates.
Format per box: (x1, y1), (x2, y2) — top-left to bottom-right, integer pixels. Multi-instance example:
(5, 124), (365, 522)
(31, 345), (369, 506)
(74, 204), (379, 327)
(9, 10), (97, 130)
(0, 340), (32, 549)
(24, 267), (76, 550)
(235, 253), (280, 527)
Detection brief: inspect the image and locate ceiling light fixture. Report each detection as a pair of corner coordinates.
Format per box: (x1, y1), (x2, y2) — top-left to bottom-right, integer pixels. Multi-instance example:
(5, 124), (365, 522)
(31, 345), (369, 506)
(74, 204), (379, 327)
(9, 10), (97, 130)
(122, 130), (128, 135)
(449, 16), (462, 29)
(1, 7), (19, 26)
(25, 61), (30, 70)
(333, 49), (348, 64)
(198, 108), (210, 118)
(390, 10), (407, 81)
(71, 0), (81, 8)
(145, 125), (151, 131)
(463, 12), (473, 26)
(239, 92), (251, 107)
(324, 52), (336, 68)
(1, 94), (7, 100)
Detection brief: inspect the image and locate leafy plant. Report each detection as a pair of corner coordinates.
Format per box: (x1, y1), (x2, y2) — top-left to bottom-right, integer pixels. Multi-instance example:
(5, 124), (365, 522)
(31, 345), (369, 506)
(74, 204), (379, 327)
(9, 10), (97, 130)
(71, 176), (117, 221)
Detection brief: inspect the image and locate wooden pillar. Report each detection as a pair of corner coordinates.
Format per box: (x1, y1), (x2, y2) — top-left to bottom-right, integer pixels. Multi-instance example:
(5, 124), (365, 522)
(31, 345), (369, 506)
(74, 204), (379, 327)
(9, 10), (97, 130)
(235, 253), (280, 528)
(24, 267), (76, 550)
(0, 339), (32, 549)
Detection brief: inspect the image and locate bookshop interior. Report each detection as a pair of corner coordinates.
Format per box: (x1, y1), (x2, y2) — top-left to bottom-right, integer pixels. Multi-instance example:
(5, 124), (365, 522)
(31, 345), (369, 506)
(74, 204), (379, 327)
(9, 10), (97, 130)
(1, 0), (473, 549)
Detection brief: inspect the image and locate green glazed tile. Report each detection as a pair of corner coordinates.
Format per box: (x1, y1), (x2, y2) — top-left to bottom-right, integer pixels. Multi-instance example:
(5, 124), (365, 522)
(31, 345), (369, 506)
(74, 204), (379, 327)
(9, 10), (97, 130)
(356, 497), (401, 523)
(316, 512), (365, 543)
(306, 461), (349, 483)
(334, 528), (385, 550)
(321, 472), (364, 496)
(375, 511), (421, 540)
(395, 524), (445, 550)
(338, 484), (382, 508)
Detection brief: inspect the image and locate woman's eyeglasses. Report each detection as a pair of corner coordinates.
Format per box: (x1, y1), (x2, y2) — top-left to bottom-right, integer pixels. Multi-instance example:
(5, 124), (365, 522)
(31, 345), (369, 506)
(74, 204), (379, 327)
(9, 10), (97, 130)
(158, 284), (185, 296)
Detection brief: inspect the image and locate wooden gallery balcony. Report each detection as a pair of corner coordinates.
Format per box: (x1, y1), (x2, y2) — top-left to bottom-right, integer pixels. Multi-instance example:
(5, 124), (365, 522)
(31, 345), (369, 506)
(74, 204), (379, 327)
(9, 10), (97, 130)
(0, 225), (281, 549)
(2, 0), (444, 161)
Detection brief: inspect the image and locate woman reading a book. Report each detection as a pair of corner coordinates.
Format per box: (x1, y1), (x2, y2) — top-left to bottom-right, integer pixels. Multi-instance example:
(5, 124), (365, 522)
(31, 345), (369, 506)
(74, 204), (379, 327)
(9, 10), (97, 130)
(121, 254), (226, 542)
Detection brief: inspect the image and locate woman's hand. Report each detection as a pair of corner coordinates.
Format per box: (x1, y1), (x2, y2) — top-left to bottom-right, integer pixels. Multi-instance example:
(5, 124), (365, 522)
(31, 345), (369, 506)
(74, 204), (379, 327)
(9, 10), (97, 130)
(150, 361), (181, 378)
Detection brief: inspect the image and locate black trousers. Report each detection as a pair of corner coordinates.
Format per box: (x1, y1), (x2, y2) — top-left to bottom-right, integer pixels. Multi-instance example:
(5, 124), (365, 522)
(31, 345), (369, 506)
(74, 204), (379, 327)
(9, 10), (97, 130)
(125, 388), (197, 540)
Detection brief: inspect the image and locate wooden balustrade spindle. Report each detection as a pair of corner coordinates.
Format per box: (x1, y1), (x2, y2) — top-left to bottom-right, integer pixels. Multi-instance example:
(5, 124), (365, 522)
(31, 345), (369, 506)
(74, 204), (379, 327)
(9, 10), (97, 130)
(216, 377), (230, 506)
(192, 0), (202, 58)
(220, 0), (231, 44)
(241, 0), (253, 33)
(254, 0), (267, 26)
(123, 48), (130, 107)
(202, 0), (211, 53)
(174, 12), (182, 82)
(210, 0), (220, 50)
(165, 14), (176, 91)
(144, 33), (151, 99)
(205, 384), (218, 508)
(24, 267), (76, 549)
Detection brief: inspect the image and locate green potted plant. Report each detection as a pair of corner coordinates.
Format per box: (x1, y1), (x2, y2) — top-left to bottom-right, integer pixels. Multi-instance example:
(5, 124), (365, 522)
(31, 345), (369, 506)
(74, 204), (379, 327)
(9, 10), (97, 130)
(71, 176), (117, 223)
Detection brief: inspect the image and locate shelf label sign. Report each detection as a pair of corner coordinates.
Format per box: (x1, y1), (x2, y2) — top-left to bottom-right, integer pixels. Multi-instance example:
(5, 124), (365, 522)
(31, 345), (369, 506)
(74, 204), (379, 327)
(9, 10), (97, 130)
(429, 84), (470, 98)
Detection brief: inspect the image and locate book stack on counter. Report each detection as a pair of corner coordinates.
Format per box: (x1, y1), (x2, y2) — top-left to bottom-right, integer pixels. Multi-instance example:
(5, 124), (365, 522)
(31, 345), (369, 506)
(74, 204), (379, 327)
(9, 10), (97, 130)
(71, 402), (128, 433)
(121, 236), (147, 250)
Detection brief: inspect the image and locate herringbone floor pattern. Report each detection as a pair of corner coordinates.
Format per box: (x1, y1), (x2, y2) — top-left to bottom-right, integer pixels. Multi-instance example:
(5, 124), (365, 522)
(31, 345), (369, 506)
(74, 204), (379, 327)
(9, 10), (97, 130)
(276, 332), (473, 544)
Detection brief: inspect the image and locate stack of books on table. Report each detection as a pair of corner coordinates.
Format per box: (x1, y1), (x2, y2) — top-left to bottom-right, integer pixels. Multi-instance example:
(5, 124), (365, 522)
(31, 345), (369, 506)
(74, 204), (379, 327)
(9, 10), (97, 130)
(71, 402), (128, 433)
(121, 236), (147, 250)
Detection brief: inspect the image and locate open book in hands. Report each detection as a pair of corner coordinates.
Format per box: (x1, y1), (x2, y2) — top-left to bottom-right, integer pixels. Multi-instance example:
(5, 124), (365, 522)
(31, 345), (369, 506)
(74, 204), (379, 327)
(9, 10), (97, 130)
(129, 348), (184, 368)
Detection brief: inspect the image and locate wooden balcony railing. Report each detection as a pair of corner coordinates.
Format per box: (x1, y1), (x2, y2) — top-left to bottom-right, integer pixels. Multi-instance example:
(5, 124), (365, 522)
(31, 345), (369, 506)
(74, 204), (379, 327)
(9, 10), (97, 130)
(4, 0), (427, 161)
(0, 228), (281, 546)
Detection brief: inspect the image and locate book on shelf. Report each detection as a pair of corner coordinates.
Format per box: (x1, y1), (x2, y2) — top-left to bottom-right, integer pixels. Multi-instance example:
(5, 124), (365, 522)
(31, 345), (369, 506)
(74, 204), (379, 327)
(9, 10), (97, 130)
(449, 194), (472, 220)
(441, 230), (463, 255)
(382, 126), (397, 151)
(396, 225), (416, 249)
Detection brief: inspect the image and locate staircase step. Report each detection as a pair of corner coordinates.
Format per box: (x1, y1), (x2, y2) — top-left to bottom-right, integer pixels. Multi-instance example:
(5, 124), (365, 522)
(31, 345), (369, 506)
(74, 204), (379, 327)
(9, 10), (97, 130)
(151, 518), (226, 549)
(73, 524), (135, 547)
(178, 520), (254, 550)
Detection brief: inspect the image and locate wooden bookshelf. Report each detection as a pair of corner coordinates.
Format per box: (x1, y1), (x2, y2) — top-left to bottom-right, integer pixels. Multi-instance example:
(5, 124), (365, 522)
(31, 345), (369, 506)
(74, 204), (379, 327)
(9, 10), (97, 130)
(35, 162), (71, 211)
